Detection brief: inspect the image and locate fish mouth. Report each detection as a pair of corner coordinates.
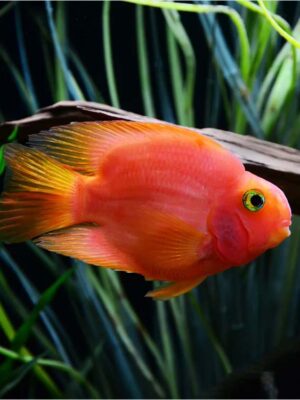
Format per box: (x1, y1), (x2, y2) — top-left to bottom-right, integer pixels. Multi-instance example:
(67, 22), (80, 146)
(269, 220), (291, 247)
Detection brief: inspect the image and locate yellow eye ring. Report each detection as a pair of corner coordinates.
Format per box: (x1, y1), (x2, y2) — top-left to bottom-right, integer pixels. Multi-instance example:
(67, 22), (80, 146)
(243, 189), (265, 212)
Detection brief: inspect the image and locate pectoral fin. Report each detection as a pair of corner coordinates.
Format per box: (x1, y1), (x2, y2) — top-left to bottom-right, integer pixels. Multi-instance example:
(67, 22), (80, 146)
(145, 276), (207, 300)
(126, 208), (212, 272)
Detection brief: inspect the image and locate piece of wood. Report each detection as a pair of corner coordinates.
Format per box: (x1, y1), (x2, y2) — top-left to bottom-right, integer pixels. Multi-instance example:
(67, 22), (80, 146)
(1, 101), (300, 214)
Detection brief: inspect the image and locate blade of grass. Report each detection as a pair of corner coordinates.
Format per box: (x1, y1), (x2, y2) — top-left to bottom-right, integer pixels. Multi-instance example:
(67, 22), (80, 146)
(149, 8), (175, 122)
(0, 301), (15, 340)
(0, 268), (80, 386)
(102, 0), (120, 107)
(69, 50), (104, 102)
(15, 4), (38, 111)
(0, 145), (6, 175)
(0, 47), (36, 113)
(156, 300), (179, 398)
(256, 21), (298, 112)
(126, 0), (250, 80)
(45, 0), (83, 100)
(88, 268), (166, 398)
(0, 303), (62, 398)
(54, 1), (68, 101)
(0, 271), (58, 355)
(196, 6), (263, 136)
(75, 262), (143, 399)
(7, 126), (19, 142)
(237, 0), (289, 30)
(0, 127), (19, 176)
(0, 1), (15, 18)
(206, 54), (231, 127)
(189, 293), (232, 375)
(11, 268), (74, 352)
(247, 3), (277, 86)
(0, 268), (74, 394)
(237, 0), (299, 140)
(166, 26), (184, 124)
(259, 20), (300, 137)
(26, 242), (65, 274)
(136, 5), (156, 117)
(32, 6), (62, 100)
(0, 247), (72, 364)
(261, 52), (297, 137)
(101, 269), (166, 373)
(0, 360), (37, 398)
(275, 221), (300, 345)
(0, 346), (100, 398)
(169, 297), (198, 397)
(257, 0), (300, 49)
(163, 8), (196, 126)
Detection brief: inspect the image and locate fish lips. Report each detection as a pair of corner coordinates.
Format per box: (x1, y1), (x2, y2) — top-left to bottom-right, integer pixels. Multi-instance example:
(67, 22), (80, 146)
(268, 219), (291, 248)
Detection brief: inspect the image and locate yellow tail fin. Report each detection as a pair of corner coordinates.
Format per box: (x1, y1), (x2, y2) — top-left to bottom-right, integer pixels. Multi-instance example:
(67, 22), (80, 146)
(0, 143), (79, 243)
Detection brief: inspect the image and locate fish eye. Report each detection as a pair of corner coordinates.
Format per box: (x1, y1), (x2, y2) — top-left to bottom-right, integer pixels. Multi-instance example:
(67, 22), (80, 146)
(242, 189), (265, 212)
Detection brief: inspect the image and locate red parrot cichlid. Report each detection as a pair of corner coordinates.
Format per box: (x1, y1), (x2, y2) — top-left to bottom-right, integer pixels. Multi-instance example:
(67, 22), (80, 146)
(0, 121), (291, 299)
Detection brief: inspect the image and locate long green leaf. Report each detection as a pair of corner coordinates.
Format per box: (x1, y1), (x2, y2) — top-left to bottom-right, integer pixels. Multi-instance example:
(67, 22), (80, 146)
(13, 268), (74, 351)
(136, 5), (156, 117)
(102, 0), (120, 107)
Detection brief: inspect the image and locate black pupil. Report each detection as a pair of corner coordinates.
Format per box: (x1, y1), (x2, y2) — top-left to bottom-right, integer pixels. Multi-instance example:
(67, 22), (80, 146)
(250, 194), (263, 208)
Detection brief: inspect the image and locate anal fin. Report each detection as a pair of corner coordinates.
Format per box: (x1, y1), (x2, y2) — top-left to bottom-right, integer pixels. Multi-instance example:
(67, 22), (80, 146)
(35, 225), (138, 273)
(145, 276), (207, 300)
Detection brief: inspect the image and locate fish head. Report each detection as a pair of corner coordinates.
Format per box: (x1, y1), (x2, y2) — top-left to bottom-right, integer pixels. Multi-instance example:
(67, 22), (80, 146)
(208, 171), (291, 266)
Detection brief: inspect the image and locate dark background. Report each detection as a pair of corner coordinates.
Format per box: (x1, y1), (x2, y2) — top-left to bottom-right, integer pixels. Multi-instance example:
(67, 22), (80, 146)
(1, 1), (298, 123)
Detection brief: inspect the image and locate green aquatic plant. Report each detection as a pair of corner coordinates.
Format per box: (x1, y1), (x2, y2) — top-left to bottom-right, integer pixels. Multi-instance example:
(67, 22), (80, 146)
(0, 1), (300, 398)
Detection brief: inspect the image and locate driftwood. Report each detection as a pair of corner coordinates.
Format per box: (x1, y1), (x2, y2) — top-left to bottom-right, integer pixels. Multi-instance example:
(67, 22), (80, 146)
(1, 101), (300, 215)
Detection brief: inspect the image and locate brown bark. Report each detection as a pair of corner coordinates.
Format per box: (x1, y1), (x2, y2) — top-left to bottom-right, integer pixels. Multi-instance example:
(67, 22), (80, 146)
(1, 101), (299, 214)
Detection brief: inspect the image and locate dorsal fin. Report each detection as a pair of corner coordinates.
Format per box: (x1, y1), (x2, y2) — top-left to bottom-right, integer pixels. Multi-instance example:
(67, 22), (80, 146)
(28, 121), (222, 175)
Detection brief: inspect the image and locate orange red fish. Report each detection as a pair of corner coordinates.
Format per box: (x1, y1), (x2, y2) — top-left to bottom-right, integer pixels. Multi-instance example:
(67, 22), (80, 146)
(0, 121), (291, 299)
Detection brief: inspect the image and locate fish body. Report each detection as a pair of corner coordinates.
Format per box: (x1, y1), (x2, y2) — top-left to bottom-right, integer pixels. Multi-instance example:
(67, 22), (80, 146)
(0, 122), (291, 299)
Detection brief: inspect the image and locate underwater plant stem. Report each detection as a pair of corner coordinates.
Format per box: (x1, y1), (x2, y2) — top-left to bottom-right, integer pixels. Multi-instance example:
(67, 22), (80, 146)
(0, 247), (71, 364)
(76, 264), (144, 399)
(0, 346), (98, 398)
(275, 224), (300, 345)
(197, 10), (263, 137)
(45, 0), (83, 100)
(236, 0), (289, 31)
(136, 6), (156, 117)
(102, 0), (120, 108)
(166, 27), (185, 125)
(88, 270), (166, 398)
(54, 1), (68, 102)
(0, 47), (36, 113)
(164, 8), (196, 126)
(149, 8), (175, 122)
(125, 0), (250, 81)
(257, 0), (300, 49)
(189, 294), (232, 374)
(0, 302), (15, 340)
(15, 5), (38, 111)
(0, 302), (62, 398)
(169, 298), (198, 396)
(156, 301), (179, 398)
(102, 270), (166, 373)
(0, 1), (15, 18)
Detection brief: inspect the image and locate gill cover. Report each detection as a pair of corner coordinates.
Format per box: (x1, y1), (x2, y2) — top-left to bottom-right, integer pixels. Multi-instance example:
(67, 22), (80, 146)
(208, 208), (249, 266)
